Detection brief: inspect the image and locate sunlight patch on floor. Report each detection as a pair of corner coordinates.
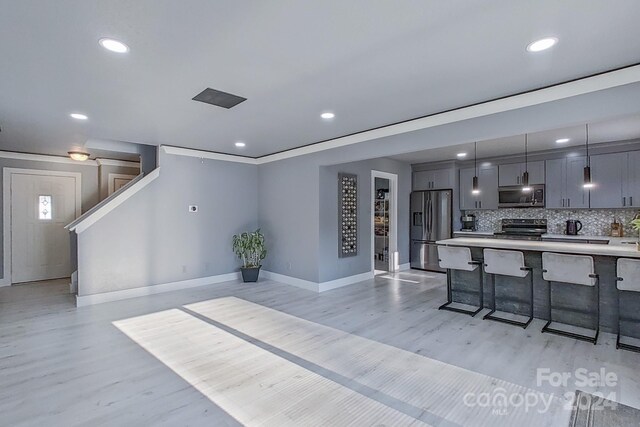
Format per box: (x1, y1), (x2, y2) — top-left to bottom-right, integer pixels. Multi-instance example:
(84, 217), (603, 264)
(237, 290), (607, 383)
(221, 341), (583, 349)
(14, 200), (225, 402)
(113, 309), (430, 426)
(185, 297), (571, 427)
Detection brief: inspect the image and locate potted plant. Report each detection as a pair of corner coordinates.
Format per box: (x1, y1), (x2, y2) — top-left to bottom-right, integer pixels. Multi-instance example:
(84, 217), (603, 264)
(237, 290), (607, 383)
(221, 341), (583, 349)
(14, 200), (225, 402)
(232, 229), (267, 282)
(632, 217), (640, 251)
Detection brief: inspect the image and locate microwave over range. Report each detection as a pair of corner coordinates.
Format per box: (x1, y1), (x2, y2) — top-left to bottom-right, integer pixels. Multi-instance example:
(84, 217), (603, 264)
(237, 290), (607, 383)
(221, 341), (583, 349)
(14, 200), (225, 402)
(498, 185), (545, 208)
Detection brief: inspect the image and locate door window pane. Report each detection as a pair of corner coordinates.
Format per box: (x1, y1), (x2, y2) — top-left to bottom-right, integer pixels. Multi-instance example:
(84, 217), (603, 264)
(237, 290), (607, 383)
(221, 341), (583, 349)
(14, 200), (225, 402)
(39, 195), (52, 220)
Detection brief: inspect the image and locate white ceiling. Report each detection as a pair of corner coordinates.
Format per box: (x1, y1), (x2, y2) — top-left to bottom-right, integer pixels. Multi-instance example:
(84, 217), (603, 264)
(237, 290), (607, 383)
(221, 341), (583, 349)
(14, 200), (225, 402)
(1, 1), (640, 158)
(389, 113), (640, 164)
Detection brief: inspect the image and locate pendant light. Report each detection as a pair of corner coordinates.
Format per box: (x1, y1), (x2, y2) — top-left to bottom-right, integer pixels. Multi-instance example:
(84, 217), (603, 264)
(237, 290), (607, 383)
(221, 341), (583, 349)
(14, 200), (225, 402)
(472, 142), (480, 195)
(522, 134), (532, 192)
(583, 124), (594, 189)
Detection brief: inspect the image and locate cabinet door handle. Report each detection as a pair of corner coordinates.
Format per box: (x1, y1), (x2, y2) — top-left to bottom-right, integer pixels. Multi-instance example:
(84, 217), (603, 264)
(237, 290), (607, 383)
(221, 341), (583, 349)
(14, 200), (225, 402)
(562, 198), (565, 207)
(479, 201), (482, 209)
(631, 196), (633, 206)
(623, 197), (626, 207)
(517, 176), (520, 184)
(568, 198), (570, 208)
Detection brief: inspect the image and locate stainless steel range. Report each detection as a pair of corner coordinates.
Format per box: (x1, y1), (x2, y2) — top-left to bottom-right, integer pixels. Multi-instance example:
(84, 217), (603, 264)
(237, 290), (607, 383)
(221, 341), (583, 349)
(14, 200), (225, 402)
(493, 218), (547, 241)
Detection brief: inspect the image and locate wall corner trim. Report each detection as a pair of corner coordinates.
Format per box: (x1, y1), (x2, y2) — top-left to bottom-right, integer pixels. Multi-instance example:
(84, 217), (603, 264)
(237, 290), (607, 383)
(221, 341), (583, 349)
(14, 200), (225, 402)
(68, 168), (160, 233)
(75, 271), (241, 306)
(262, 270), (374, 292)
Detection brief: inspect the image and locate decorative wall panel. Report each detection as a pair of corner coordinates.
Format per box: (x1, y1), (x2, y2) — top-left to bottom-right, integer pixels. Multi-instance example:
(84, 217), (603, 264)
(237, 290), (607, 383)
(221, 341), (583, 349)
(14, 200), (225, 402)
(339, 173), (358, 257)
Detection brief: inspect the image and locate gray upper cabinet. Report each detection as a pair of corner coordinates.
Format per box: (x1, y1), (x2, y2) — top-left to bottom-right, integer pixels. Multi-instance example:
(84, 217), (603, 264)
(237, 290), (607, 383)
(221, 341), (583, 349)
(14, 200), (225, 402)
(413, 168), (454, 190)
(590, 150), (640, 208)
(459, 165), (498, 210)
(545, 156), (589, 209)
(590, 152), (625, 208)
(498, 161), (545, 186)
(626, 151), (640, 207)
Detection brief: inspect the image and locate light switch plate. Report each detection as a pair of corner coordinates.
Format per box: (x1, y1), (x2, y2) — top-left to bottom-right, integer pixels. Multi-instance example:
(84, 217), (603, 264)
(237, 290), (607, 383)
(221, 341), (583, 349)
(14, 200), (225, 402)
(188, 205), (198, 212)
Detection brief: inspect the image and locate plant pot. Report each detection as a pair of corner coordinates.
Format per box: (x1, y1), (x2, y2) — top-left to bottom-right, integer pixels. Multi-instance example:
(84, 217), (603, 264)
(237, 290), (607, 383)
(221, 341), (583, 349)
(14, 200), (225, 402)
(240, 266), (261, 282)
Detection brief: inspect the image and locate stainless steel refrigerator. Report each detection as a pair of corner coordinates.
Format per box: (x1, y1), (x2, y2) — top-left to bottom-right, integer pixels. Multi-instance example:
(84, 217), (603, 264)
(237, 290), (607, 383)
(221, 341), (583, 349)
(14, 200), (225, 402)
(410, 190), (452, 272)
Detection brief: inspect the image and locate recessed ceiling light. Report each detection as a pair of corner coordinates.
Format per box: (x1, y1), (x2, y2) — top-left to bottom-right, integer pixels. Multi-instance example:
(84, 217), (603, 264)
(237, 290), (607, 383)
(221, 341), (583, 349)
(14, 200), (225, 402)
(526, 37), (558, 52)
(321, 112), (335, 120)
(70, 113), (88, 120)
(555, 138), (570, 143)
(234, 141), (246, 148)
(456, 152), (467, 158)
(68, 151), (90, 161)
(99, 38), (129, 53)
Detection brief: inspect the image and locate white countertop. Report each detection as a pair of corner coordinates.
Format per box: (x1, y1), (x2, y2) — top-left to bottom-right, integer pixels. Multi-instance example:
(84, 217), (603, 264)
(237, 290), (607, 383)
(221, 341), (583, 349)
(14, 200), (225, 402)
(437, 236), (640, 258)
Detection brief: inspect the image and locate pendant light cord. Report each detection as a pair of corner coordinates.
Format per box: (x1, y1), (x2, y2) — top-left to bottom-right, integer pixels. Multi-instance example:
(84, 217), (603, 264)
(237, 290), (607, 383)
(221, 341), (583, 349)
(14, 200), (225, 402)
(525, 134), (528, 170)
(585, 124), (590, 166)
(474, 141), (478, 175)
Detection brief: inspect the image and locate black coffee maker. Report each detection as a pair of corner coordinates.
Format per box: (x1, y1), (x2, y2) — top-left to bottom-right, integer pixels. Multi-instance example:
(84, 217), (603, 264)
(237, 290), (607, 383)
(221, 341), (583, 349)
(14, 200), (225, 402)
(566, 220), (583, 235)
(461, 214), (477, 231)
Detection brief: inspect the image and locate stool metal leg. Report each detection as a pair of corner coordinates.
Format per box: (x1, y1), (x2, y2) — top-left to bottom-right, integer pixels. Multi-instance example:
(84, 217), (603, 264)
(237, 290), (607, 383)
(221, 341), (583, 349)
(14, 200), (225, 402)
(483, 267), (534, 329)
(541, 276), (599, 344)
(439, 262), (483, 317)
(616, 289), (640, 353)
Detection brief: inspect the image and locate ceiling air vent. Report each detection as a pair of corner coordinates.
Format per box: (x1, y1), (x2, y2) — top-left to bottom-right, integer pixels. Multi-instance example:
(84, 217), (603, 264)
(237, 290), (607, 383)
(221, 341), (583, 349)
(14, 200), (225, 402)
(192, 88), (246, 109)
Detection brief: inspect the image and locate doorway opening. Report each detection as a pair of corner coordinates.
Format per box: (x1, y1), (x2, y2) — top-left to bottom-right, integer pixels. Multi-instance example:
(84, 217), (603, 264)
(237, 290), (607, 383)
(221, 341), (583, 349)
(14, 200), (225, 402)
(371, 171), (398, 275)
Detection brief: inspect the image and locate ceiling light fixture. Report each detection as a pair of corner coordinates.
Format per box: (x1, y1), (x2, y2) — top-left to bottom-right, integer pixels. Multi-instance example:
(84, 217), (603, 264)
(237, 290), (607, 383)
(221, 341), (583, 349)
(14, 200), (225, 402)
(70, 113), (88, 120)
(583, 124), (594, 189)
(526, 37), (558, 52)
(522, 134), (532, 192)
(234, 141), (246, 148)
(99, 38), (129, 53)
(320, 112), (335, 120)
(472, 142), (480, 195)
(456, 152), (467, 158)
(555, 138), (570, 143)
(68, 151), (90, 161)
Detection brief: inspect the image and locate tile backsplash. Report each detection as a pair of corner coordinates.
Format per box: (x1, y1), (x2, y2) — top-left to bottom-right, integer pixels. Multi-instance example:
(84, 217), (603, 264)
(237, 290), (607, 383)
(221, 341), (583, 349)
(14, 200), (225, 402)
(466, 208), (640, 237)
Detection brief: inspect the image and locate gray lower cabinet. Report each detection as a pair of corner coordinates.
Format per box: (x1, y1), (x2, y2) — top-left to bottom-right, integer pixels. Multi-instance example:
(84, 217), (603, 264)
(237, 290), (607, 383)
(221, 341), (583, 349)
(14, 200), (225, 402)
(498, 161), (545, 186)
(545, 156), (589, 209)
(459, 165), (498, 210)
(591, 150), (640, 208)
(413, 168), (454, 190)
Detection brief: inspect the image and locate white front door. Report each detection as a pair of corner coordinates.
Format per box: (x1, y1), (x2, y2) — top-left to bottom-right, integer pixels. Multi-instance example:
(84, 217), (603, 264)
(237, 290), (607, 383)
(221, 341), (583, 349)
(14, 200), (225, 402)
(11, 173), (78, 283)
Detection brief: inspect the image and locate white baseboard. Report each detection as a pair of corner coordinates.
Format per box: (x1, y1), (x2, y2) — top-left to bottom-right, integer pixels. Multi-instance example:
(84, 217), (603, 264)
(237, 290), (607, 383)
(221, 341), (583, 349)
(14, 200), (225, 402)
(398, 263), (411, 271)
(262, 270), (374, 293)
(76, 272), (241, 307)
(0, 278), (10, 287)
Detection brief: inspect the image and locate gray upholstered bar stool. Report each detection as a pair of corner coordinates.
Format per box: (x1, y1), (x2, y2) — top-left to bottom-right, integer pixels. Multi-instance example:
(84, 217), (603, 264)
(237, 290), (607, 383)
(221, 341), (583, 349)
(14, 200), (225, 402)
(616, 258), (640, 352)
(541, 252), (599, 344)
(482, 249), (534, 328)
(437, 245), (483, 316)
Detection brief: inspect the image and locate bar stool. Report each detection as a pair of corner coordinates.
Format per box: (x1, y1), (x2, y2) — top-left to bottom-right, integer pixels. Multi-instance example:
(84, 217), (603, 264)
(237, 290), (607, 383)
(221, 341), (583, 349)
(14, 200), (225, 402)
(437, 245), (483, 317)
(541, 252), (599, 344)
(482, 249), (534, 328)
(616, 258), (640, 353)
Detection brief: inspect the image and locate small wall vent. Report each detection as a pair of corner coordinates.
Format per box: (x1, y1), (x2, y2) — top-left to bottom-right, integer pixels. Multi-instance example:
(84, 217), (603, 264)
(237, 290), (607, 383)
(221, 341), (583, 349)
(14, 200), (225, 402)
(192, 88), (246, 109)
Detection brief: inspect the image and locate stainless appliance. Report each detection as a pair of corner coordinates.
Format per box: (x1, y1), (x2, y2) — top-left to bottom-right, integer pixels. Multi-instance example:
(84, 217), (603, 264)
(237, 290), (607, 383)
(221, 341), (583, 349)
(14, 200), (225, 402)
(498, 185), (545, 208)
(493, 218), (547, 241)
(410, 190), (452, 272)
(566, 219), (583, 235)
(461, 214), (477, 231)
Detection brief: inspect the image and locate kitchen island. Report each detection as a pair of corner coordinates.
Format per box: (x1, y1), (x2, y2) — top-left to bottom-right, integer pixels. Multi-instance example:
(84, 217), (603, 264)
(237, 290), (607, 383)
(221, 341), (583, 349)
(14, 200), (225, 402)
(436, 236), (640, 337)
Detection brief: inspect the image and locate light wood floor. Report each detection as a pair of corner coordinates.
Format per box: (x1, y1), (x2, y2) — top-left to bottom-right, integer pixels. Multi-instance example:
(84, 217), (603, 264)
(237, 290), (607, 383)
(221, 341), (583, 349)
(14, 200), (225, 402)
(2, 271), (640, 426)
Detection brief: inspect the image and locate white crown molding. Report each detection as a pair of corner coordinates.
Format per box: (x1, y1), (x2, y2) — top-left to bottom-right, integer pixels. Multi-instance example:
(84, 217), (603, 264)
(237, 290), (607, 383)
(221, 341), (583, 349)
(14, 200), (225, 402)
(76, 272), (241, 306)
(0, 150), (99, 166)
(96, 158), (141, 168)
(161, 146), (259, 165)
(68, 168), (160, 233)
(161, 65), (640, 166)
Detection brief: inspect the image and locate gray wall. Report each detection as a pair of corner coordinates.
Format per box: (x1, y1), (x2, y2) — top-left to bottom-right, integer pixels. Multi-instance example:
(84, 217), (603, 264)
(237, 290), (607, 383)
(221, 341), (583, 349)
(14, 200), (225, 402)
(77, 151), (258, 296)
(318, 158), (411, 283)
(0, 158), (99, 280)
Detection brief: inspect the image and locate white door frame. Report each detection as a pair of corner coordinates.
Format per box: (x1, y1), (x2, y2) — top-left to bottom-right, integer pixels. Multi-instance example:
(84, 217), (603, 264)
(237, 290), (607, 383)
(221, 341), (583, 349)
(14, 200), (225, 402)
(107, 173), (138, 196)
(1, 168), (82, 286)
(371, 170), (398, 273)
